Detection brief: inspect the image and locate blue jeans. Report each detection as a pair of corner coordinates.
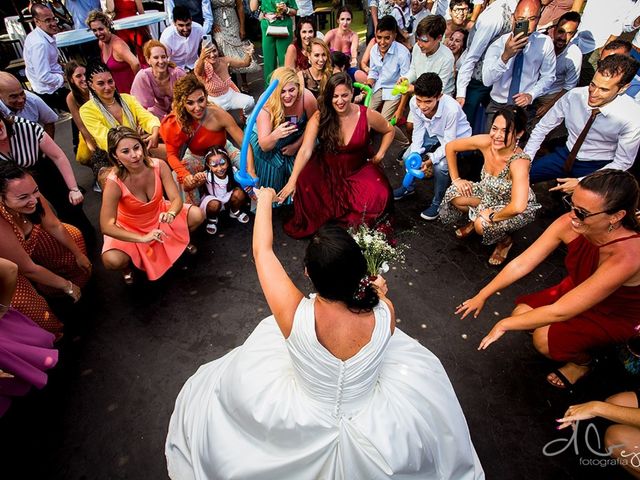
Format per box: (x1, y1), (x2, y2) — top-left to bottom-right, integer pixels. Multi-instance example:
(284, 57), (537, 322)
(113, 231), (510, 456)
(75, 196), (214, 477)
(530, 145), (611, 182)
(462, 78), (492, 134)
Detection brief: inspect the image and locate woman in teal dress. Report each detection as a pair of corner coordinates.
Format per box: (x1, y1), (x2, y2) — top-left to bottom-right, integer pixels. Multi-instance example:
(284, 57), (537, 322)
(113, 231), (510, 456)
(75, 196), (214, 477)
(248, 67), (317, 204)
(250, 0), (298, 85)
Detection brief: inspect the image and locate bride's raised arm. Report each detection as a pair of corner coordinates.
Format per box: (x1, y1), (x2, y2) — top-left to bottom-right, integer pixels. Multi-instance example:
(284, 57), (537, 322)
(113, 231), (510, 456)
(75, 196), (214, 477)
(252, 187), (304, 338)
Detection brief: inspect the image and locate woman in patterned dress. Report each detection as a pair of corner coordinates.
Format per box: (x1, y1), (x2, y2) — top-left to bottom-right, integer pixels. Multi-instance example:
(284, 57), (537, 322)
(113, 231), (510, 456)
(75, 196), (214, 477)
(212, 0), (260, 93)
(439, 106), (540, 265)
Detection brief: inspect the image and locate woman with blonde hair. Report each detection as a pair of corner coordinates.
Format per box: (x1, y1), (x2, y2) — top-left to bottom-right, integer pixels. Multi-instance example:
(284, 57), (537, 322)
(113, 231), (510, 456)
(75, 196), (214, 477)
(160, 74), (248, 205)
(297, 39), (332, 99)
(100, 127), (204, 284)
(131, 40), (187, 120)
(248, 67), (317, 202)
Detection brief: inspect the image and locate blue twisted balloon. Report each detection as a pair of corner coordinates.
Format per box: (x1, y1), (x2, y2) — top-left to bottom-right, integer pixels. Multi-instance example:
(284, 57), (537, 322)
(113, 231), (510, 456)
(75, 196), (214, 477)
(402, 152), (425, 189)
(234, 79), (280, 189)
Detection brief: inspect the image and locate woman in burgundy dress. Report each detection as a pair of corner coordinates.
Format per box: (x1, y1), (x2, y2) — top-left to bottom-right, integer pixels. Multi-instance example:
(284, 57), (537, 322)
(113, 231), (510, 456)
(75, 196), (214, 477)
(456, 170), (640, 390)
(279, 72), (394, 238)
(106, 0), (151, 67)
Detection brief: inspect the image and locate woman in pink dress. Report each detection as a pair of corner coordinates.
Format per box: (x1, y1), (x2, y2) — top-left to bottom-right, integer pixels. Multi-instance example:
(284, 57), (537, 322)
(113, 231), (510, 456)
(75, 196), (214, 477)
(279, 72), (395, 238)
(100, 127), (204, 284)
(87, 10), (140, 94)
(0, 258), (58, 417)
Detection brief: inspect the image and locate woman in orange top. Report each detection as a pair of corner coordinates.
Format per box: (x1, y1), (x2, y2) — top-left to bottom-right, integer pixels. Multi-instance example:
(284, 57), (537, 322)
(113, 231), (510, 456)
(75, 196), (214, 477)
(100, 127), (204, 284)
(160, 74), (251, 205)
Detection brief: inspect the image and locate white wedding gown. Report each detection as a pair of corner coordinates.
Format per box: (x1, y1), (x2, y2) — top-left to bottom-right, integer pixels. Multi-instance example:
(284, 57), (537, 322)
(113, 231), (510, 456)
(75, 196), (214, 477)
(166, 296), (485, 479)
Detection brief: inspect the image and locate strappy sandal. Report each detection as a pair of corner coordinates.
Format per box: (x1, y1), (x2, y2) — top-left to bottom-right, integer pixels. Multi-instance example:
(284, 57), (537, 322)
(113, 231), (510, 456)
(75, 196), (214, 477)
(206, 218), (218, 235)
(230, 210), (250, 224)
(455, 222), (475, 239)
(547, 363), (592, 390)
(122, 269), (134, 285)
(488, 238), (513, 266)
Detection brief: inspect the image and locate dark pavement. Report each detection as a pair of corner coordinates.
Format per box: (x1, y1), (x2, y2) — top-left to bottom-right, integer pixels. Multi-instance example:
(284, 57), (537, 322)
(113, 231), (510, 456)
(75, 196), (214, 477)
(0, 96), (636, 480)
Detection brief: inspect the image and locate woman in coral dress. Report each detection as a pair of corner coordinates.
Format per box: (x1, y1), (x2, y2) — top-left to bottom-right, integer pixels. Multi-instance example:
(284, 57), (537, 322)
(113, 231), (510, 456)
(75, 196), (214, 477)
(280, 72), (394, 238)
(100, 127), (204, 283)
(165, 187), (484, 479)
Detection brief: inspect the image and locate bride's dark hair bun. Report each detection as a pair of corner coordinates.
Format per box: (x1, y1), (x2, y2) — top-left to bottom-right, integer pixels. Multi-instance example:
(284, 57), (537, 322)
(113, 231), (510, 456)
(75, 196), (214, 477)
(304, 224), (379, 313)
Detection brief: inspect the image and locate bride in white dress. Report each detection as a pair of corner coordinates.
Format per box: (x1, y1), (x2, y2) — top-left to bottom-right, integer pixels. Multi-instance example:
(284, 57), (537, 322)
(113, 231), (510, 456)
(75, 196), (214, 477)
(166, 187), (485, 479)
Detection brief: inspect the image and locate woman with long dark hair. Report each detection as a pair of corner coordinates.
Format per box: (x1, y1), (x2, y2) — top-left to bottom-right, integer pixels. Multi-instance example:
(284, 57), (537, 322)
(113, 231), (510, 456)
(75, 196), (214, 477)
(457, 170), (640, 390)
(165, 186), (484, 479)
(0, 163), (91, 335)
(284, 16), (316, 71)
(279, 72), (394, 238)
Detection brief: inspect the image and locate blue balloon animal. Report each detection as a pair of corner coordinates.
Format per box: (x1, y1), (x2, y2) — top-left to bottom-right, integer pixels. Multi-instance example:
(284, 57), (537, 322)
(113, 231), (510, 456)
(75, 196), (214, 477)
(402, 152), (425, 189)
(234, 79), (280, 189)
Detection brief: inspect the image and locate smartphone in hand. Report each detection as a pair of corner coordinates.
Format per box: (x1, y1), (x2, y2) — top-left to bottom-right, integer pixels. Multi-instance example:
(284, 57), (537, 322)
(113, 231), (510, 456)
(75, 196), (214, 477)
(284, 115), (298, 126)
(513, 20), (529, 38)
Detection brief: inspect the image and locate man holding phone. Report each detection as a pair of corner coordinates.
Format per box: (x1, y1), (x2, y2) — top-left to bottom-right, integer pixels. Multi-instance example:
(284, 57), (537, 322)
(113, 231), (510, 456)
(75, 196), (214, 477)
(481, 0), (556, 131)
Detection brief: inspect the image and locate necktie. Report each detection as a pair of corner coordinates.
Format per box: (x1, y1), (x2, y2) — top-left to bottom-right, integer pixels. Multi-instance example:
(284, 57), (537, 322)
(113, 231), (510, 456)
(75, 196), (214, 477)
(563, 108), (601, 174)
(507, 52), (524, 105)
(407, 15), (415, 34)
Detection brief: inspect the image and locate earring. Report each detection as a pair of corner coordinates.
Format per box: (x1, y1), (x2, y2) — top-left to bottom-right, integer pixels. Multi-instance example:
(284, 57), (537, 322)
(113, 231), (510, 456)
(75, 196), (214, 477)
(608, 223), (615, 233)
(118, 162), (123, 167)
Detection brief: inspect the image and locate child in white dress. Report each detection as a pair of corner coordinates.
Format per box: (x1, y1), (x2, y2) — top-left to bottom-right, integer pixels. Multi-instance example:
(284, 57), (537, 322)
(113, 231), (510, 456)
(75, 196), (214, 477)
(199, 147), (250, 235)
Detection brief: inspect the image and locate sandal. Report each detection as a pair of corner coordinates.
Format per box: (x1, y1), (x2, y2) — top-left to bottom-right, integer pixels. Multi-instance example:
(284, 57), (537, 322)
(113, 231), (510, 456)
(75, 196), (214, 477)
(122, 269), (134, 285)
(230, 210), (250, 224)
(206, 218), (218, 235)
(185, 244), (198, 255)
(455, 222), (475, 239)
(547, 363), (592, 390)
(488, 238), (513, 266)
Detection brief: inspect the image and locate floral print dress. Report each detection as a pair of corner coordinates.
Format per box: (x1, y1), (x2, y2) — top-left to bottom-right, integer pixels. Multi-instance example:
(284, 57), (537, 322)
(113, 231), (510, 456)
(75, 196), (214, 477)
(439, 152), (541, 245)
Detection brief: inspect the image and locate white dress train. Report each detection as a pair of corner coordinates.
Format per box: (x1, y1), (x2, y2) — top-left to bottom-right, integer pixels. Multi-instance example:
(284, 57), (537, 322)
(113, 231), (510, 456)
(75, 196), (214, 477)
(166, 296), (485, 479)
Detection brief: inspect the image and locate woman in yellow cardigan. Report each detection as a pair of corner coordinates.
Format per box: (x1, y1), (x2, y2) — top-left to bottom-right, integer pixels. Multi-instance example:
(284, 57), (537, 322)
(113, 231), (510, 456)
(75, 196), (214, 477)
(78, 61), (165, 185)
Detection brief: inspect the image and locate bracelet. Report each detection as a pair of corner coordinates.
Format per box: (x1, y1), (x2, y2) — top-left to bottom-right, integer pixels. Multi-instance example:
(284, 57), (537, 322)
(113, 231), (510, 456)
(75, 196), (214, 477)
(489, 211), (496, 223)
(0, 302), (7, 309)
(452, 177), (461, 183)
(69, 188), (80, 192)
(65, 280), (74, 295)
(286, 6), (290, 14)
(167, 211), (176, 218)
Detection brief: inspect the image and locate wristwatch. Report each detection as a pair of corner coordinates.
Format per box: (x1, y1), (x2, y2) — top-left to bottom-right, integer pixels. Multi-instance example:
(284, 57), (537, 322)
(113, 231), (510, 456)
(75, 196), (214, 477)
(488, 212), (496, 223)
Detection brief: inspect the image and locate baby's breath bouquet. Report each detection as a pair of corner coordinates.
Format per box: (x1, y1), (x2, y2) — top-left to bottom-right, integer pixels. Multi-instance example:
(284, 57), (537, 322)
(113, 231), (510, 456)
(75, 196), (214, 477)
(349, 221), (405, 276)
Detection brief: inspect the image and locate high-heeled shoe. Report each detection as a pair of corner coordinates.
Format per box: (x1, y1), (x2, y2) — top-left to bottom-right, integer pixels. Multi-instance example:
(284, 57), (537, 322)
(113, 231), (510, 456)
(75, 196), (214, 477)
(122, 269), (134, 285)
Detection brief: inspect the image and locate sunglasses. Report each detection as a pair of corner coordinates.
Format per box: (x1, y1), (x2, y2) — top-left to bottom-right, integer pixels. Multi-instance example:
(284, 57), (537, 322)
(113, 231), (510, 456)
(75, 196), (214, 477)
(207, 158), (227, 167)
(562, 196), (610, 222)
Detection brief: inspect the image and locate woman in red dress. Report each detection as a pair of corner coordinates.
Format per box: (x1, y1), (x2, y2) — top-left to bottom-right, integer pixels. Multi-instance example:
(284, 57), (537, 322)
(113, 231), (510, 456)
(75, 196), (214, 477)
(456, 170), (640, 389)
(279, 72), (394, 238)
(106, 0), (151, 67)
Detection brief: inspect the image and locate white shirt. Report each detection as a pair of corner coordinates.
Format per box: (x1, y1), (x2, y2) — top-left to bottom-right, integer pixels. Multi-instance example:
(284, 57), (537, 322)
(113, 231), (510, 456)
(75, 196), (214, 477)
(368, 42), (411, 101)
(547, 43), (582, 95)
(407, 9), (430, 46)
(482, 31), (556, 104)
(23, 27), (65, 95)
(409, 94), (472, 165)
(296, 0), (314, 17)
(406, 43), (455, 96)
(572, 0), (632, 54)
(160, 22), (205, 70)
(456, 0), (517, 98)
(432, 0), (484, 18)
(165, 0), (213, 34)
(525, 87), (640, 171)
(0, 91), (59, 125)
(623, 1), (640, 49)
(392, 5), (410, 30)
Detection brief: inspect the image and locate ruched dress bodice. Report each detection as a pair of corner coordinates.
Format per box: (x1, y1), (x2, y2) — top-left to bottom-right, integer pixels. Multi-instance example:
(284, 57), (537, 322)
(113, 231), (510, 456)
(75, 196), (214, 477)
(286, 295), (391, 418)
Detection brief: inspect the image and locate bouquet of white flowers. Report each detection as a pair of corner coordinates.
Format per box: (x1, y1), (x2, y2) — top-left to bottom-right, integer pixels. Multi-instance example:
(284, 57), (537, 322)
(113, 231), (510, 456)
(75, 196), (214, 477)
(349, 221), (405, 276)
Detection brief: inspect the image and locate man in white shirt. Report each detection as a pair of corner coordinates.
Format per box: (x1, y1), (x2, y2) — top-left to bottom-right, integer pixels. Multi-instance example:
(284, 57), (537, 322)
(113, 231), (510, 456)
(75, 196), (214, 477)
(0, 72), (58, 138)
(532, 10), (582, 122)
(482, 0), (556, 131)
(525, 55), (640, 193)
(455, 0), (517, 128)
(23, 3), (68, 112)
(160, 6), (206, 70)
(393, 73), (472, 220)
(165, 0), (213, 34)
(407, 0), (430, 46)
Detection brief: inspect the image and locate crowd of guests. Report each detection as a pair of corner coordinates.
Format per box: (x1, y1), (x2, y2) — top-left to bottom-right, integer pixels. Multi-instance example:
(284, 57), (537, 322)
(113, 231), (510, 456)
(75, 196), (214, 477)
(3, 0), (640, 476)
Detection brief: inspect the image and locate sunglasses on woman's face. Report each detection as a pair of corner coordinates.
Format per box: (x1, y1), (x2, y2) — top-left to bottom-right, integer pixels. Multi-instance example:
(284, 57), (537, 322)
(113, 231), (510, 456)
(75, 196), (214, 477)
(207, 158), (227, 168)
(562, 195), (610, 222)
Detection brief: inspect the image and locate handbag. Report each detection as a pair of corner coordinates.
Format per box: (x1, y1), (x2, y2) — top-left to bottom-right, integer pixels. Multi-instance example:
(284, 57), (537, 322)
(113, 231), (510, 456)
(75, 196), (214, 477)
(266, 25), (289, 37)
